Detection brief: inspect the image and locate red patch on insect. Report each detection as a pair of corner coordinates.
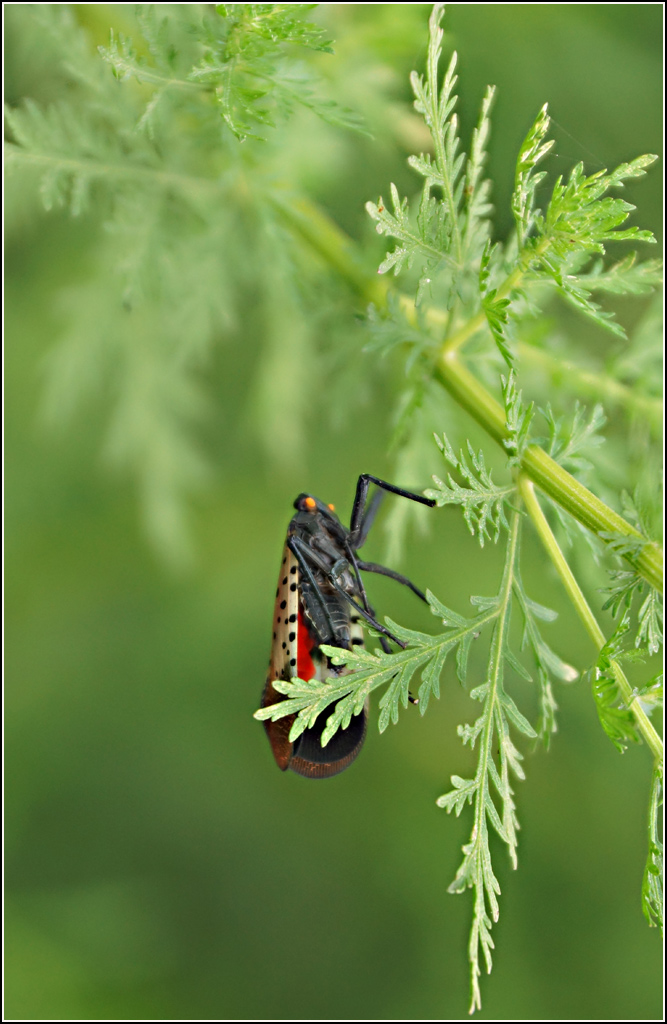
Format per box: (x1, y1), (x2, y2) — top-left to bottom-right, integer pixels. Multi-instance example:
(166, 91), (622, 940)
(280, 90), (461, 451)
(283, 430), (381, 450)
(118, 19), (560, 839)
(297, 611), (316, 681)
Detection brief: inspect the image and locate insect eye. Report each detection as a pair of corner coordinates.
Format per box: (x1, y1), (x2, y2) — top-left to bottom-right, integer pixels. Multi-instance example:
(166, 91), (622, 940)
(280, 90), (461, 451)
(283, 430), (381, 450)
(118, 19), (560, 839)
(328, 503), (335, 511)
(305, 496), (316, 510)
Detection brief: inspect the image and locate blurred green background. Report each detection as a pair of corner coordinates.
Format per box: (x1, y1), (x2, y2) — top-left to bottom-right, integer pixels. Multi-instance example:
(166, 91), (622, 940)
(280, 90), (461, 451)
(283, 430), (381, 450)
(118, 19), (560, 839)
(5, 4), (662, 1020)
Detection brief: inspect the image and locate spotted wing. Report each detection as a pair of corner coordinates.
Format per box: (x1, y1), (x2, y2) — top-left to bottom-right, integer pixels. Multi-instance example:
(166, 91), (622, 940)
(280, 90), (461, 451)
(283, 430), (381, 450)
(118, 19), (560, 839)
(262, 544), (299, 770)
(262, 548), (369, 778)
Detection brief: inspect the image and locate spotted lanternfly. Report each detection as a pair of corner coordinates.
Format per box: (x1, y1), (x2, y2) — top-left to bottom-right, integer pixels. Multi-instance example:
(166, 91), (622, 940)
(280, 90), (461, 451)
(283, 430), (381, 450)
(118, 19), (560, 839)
(261, 474), (436, 779)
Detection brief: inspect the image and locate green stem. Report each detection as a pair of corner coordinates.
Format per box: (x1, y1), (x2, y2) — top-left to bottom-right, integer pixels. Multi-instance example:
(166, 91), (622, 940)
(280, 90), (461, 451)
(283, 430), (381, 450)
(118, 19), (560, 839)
(437, 349), (663, 591)
(519, 476), (663, 763)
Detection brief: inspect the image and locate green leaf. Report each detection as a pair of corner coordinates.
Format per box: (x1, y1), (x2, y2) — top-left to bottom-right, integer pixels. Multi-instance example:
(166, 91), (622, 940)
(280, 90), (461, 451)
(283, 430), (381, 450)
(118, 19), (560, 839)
(462, 85), (495, 261)
(436, 775), (477, 815)
(542, 401), (606, 474)
(480, 242), (514, 366)
(511, 103), (554, 247)
(366, 0), (498, 302)
(590, 615), (643, 753)
(573, 252), (663, 296)
(528, 155), (659, 335)
(434, 510), (571, 1011)
(501, 369), (534, 466)
(426, 433), (514, 545)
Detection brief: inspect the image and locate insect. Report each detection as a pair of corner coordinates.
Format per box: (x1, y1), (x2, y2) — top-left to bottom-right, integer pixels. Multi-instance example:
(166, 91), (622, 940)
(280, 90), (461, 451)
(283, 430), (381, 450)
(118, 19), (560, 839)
(261, 474), (436, 779)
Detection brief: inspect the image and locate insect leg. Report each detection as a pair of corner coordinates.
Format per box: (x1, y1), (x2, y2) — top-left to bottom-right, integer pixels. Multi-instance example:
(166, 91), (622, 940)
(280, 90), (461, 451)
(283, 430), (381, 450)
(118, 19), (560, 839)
(341, 543), (374, 615)
(342, 547), (419, 688)
(353, 555), (427, 700)
(354, 488), (385, 549)
(352, 556), (426, 696)
(355, 559), (428, 603)
(349, 475), (435, 547)
(287, 537), (343, 645)
(325, 575), (407, 649)
(328, 557), (398, 659)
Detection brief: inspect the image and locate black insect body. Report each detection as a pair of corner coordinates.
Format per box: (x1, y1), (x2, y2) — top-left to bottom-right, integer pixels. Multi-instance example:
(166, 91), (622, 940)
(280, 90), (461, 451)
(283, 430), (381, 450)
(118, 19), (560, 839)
(262, 475), (435, 778)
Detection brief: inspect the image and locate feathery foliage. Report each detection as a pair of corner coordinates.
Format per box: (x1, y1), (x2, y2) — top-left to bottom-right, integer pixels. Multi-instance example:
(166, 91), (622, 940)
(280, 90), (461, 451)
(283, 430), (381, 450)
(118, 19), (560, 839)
(7, 2), (662, 1015)
(260, 3), (662, 1010)
(256, 509), (578, 1012)
(426, 433), (513, 546)
(5, 3), (367, 563)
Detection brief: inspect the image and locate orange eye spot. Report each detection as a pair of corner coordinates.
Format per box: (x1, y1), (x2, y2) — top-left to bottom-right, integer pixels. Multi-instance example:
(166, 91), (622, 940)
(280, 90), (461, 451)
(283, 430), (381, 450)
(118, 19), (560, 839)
(328, 503), (335, 511)
(305, 497), (316, 509)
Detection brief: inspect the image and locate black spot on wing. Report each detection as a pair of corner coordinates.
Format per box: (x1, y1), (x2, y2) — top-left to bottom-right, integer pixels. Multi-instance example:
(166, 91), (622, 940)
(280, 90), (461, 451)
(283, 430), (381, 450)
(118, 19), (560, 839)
(269, 544), (299, 683)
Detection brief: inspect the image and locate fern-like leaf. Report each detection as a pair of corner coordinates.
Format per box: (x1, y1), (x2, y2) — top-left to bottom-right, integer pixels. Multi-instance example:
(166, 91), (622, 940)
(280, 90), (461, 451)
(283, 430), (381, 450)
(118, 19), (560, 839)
(438, 512), (535, 1013)
(511, 103), (554, 248)
(501, 369), (535, 467)
(426, 433), (514, 546)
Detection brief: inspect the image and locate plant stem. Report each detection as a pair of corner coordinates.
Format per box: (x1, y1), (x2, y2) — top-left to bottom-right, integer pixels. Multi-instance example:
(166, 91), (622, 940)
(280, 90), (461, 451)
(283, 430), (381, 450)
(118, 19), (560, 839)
(436, 349), (663, 591)
(519, 475), (663, 763)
